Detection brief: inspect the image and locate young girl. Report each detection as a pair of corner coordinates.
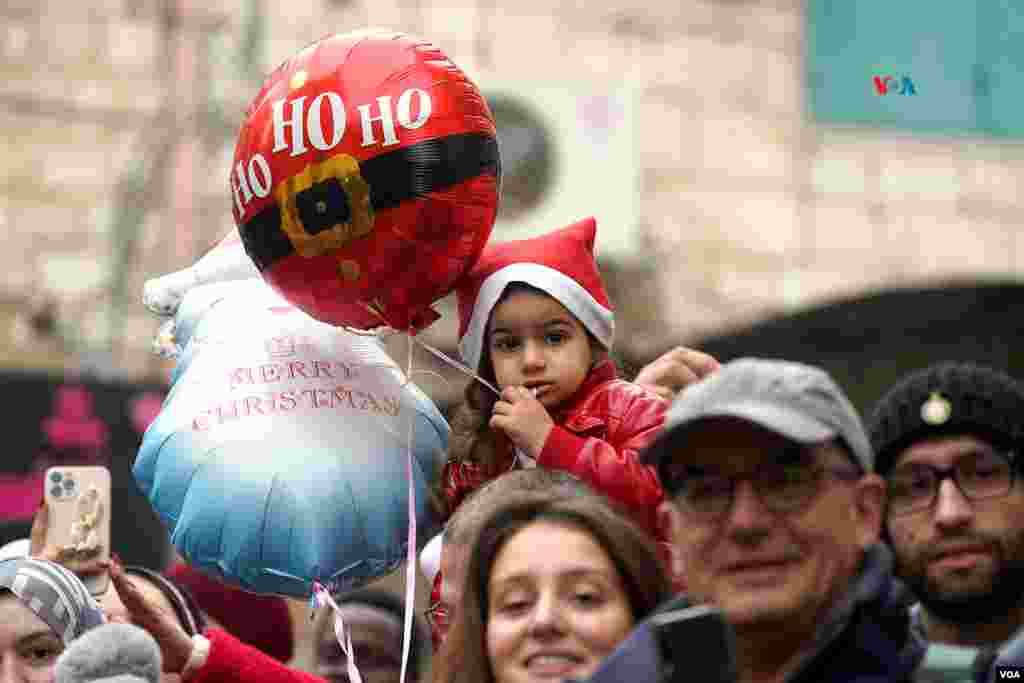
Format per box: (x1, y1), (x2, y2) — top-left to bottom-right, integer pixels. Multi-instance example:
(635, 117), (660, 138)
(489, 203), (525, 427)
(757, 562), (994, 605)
(434, 218), (679, 604)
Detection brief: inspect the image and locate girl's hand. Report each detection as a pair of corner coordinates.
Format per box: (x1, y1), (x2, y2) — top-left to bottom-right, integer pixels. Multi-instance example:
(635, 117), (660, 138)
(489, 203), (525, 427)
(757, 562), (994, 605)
(490, 386), (554, 459)
(108, 558), (195, 673)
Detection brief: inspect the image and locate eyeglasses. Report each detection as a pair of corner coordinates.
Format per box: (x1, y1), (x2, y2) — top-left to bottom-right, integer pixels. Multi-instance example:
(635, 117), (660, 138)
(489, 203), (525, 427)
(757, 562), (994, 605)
(663, 447), (863, 522)
(425, 601), (451, 641)
(886, 451), (1018, 517)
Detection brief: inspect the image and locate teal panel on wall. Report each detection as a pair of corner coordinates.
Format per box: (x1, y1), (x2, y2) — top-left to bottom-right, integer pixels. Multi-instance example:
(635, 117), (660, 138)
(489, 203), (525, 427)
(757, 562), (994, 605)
(976, 1), (1024, 137)
(807, 0), (983, 135)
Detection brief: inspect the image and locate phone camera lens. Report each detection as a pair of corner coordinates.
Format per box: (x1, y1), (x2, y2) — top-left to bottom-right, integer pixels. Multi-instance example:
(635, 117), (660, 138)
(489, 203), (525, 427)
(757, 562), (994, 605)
(64, 479), (76, 492)
(50, 472), (63, 483)
(50, 486), (63, 498)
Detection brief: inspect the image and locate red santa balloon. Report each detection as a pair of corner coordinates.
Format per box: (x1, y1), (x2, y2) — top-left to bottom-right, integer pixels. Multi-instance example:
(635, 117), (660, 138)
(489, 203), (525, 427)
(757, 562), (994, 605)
(231, 30), (500, 332)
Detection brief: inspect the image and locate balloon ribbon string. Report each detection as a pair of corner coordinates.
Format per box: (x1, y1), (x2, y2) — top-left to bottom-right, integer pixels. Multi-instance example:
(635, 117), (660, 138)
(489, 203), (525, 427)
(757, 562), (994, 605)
(355, 300), (500, 397)
(357, 301), (530, 470)
(311, 582), (363, 683)
(352, 301), (421, 683)
(410, 337), (500, 396)
(400, 326), (417, 683)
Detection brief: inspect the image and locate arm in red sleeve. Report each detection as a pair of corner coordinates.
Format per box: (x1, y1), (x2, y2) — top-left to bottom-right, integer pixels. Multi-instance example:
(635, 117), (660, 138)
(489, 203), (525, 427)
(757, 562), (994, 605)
(536, 393), (666, 536)
(187, 629), (326, 683)
(440, 459), (470, 516)
(440, 444), (518, 518)
(440, 459), (494, 517)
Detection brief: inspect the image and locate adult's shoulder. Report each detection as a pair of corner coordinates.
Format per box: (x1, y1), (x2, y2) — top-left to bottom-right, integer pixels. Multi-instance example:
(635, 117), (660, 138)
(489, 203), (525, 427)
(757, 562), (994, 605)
(651, 594), (693, 617)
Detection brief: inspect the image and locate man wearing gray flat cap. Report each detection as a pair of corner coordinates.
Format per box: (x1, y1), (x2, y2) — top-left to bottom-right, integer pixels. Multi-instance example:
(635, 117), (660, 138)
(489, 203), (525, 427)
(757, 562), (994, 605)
(641, 358), (924, 682)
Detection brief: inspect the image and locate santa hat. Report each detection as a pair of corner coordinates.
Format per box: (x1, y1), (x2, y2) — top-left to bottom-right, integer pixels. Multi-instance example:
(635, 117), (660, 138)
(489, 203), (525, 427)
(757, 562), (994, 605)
(456, 217), (614, 370)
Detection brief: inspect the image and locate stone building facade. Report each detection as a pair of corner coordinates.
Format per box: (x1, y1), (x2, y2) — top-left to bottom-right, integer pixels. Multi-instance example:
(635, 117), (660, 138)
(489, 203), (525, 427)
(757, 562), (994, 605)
(1, 0), (1021, 396)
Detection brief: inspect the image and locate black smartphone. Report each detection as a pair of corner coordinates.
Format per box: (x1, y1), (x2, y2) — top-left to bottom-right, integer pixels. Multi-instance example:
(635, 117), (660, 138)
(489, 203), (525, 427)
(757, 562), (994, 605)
(576, 620), (663, 683)
(648, 604), (736, 683)
(577, 604), (736, 683)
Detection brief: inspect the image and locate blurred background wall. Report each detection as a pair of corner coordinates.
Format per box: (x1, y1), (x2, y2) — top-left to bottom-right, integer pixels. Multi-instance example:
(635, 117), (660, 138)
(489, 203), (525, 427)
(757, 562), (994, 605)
(1, 0), (1022, 667)
(2, 0), (1021, 392)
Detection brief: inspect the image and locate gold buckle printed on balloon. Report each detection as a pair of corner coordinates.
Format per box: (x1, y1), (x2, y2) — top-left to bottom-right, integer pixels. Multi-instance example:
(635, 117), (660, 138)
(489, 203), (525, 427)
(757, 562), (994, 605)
(275, 153), (375, 258)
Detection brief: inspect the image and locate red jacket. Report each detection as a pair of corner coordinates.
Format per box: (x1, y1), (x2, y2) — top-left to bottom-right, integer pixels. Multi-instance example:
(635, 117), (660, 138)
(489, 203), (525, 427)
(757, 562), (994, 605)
(441, 360), (672, 561)
(429, 362), (682, 650)
(188, 629), (324, 683)
(443, 360), (666, 532)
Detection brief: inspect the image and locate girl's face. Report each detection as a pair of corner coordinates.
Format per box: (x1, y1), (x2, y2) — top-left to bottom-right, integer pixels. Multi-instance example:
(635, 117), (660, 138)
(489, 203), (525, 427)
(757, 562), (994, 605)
(0, 594), (62, 683)
(488, 291), (594, 410)
(485, 522), (634, 683)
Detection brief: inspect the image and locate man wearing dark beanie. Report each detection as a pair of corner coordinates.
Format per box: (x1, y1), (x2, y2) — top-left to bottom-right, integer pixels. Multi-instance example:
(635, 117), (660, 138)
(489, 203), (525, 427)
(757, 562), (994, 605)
(868, 362), (1024, 655)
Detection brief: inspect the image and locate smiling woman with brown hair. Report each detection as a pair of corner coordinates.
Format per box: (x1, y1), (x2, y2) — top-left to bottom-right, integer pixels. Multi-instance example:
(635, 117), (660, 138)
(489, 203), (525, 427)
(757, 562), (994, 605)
(432, 493), (670, 683)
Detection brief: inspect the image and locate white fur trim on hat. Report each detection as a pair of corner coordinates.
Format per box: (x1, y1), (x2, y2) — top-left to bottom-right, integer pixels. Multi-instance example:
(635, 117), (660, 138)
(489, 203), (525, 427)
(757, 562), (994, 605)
(458, 263), (615, 369)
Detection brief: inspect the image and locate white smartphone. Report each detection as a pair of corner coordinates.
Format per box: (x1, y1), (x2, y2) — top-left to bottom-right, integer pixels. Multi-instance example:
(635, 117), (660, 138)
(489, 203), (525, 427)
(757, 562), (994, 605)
(43, 465), (112, 596)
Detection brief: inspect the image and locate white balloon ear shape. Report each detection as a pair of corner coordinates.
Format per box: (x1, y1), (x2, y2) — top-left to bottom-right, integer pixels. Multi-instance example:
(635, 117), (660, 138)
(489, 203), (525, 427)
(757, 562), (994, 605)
(143, 230), (259, 317)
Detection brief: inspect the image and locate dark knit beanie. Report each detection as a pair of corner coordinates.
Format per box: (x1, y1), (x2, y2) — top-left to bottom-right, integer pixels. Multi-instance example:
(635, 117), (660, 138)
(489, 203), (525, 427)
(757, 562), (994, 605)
(333, 588), (429, 677)
(868, 362), (1024, 476)
(124, 566), (206, 637)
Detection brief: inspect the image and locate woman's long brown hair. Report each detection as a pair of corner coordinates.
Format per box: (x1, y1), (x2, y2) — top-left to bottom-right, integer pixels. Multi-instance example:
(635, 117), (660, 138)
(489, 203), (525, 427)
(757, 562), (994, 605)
(431, 493), (672, 683)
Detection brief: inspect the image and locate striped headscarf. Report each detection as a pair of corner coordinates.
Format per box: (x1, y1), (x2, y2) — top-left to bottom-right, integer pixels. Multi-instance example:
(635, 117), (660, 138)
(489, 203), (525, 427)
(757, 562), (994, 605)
(0, 557), (106, 645)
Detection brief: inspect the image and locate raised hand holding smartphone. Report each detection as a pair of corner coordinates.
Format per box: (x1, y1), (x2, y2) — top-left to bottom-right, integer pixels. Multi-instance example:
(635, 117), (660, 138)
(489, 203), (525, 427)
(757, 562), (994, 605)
(38, 465), (112, 596)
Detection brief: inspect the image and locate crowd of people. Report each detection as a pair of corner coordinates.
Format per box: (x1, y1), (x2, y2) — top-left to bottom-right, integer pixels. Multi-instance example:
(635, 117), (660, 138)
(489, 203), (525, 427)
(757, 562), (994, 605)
(2, 218), (1023, 683)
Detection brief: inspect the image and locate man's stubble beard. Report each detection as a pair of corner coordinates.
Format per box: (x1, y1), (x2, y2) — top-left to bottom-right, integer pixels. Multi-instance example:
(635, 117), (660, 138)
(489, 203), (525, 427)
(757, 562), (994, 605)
(896, 535), (1024, 625)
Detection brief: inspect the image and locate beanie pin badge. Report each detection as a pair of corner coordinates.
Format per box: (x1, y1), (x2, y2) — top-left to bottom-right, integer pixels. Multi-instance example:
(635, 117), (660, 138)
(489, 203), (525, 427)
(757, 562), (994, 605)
(921, 392), (952, 425)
